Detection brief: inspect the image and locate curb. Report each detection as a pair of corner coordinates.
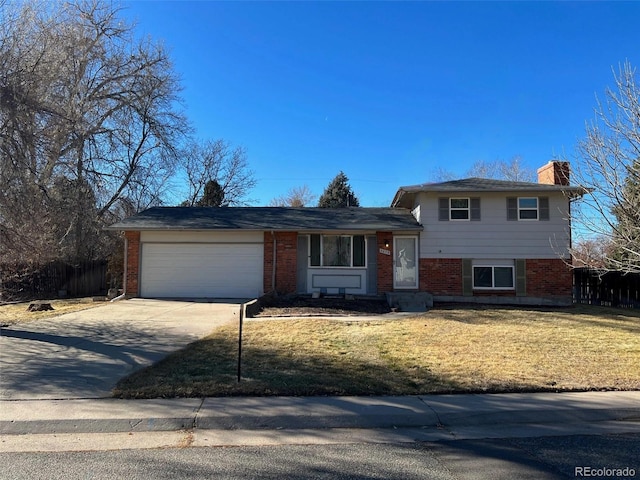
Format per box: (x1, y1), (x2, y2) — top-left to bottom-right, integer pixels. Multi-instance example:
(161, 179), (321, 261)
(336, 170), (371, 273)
(2, 393), (640, 436)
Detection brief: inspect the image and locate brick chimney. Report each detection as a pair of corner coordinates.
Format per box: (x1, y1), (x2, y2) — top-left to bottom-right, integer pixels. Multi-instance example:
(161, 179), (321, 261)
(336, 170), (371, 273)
(537, 161), (570, 186)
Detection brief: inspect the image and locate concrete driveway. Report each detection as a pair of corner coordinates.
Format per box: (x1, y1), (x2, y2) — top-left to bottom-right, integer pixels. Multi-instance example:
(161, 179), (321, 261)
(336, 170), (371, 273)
(0, 299), (241, 400)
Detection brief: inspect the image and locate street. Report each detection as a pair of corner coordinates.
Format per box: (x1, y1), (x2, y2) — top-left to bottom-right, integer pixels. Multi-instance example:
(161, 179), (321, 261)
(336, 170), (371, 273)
(1, 433), (638, 480)
(2, 300), (638, 480)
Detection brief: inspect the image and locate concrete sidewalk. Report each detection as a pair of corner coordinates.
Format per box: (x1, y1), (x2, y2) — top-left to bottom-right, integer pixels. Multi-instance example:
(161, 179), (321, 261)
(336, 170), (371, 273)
(2, 391), (639, 438)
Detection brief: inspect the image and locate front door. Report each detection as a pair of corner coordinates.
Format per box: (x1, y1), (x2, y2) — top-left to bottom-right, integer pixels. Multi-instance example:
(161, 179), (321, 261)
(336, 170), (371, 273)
(393, 236), (418, 289)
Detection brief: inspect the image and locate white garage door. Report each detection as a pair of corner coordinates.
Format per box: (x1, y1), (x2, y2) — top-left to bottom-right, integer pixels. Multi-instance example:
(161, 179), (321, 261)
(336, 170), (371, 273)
(140, 243), (263, 298)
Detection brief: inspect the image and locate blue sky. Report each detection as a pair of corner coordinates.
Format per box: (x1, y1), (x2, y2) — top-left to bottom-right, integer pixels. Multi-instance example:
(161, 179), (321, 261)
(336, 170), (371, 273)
(122, 1), (640, 207)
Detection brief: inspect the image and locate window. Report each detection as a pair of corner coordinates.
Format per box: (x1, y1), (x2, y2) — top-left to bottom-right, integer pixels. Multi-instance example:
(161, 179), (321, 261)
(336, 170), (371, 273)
(472, 262), (514, 289)
(450, 198), (470, 220)
(518, 197), (538, 220)
(439, 197), (481, 221)
(507, 197), (550, 221)
(310, 235), (366, 267)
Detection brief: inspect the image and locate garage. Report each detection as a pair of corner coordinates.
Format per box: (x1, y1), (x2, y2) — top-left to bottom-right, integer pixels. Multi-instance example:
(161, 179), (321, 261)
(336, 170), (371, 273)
(139, 232), (264, 298)
(108, 206), (424, 300)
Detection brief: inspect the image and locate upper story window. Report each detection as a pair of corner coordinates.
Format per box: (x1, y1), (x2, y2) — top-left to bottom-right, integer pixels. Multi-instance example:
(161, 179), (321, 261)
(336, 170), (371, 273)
(439, 197), (480, 221)
(507, 197), (550, 221)
(450, 198), (470, 220)
(518, 197), (539, 220)
(310, 235), (366, 267)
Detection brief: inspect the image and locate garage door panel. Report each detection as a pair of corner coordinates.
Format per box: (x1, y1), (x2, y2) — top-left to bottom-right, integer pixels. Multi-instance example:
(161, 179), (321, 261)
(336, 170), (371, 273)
(140, 243), (263, 298)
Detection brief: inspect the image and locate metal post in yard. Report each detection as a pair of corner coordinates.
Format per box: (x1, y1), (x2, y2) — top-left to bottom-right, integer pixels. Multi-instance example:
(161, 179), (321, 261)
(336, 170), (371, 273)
(237, 302), (244, 382)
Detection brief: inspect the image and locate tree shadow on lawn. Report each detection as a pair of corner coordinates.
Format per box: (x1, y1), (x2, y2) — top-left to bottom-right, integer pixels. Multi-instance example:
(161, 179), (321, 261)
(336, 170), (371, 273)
(115, 312), (629, 399)
(430, 304), (640, 334)
(568, 305), (640, 333)
(113, 333), (469, 399)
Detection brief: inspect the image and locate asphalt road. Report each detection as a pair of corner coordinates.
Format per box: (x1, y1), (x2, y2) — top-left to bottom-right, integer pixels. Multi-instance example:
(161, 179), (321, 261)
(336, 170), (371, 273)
(1, 433), (638, 480)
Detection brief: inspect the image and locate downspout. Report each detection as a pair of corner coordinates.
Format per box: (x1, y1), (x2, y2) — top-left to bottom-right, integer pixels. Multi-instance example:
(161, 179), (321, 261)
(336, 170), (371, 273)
(271, 231), (277, 295)
(568, 198), (573, 258)
(111, 232), (127, 302)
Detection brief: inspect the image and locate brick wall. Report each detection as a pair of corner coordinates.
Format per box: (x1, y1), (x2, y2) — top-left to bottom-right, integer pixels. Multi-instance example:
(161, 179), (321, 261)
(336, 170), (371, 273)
(525, 258), (573, 298)
(419, 258), (463, 296)
(417, 257), (571, 300)
(376, 232), (394, 293)
(537, 161), (570, 186)
(263, 231), (298, 295)
(124, 231), (140, 296)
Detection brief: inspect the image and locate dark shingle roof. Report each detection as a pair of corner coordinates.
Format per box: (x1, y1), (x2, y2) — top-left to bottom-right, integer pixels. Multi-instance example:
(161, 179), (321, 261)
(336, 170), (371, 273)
(106, 207), (422, 232)
(391, 177), (587, 208)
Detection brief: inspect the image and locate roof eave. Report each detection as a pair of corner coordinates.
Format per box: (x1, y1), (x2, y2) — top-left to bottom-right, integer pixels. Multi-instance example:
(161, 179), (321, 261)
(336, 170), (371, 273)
(396, 186), (587, 194)
(105, 225), (423, 232)
(390, 189), (406, 207)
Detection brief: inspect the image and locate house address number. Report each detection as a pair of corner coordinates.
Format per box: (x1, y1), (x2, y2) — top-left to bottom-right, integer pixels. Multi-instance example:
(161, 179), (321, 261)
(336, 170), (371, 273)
(379, 248), (391, 256)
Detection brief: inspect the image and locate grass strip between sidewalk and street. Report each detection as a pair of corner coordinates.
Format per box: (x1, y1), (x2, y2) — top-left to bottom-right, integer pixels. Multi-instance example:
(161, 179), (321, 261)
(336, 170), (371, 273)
(113, 305), (640, 398)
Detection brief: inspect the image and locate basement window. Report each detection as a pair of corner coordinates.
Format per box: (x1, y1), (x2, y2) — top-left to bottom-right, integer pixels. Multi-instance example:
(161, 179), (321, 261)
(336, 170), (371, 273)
(472, 261), (515, 289)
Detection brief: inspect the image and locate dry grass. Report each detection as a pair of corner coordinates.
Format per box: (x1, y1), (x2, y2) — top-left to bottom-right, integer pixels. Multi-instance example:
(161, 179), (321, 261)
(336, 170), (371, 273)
(0, 298), (100, 326)
(114, 305), (640, 398)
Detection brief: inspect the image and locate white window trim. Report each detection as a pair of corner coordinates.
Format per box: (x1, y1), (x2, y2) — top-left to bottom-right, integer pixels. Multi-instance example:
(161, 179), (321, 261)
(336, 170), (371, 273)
(449, 197), (470, 221)
(472, 262), (515, 290)
(309, 234), (367, 268)
(518, 197), (539, 221)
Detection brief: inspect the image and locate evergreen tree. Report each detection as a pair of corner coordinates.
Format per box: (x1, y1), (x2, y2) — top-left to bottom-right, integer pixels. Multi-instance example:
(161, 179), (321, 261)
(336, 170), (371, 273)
(317, 172), (360, 208)
(197, 180), (226, 207)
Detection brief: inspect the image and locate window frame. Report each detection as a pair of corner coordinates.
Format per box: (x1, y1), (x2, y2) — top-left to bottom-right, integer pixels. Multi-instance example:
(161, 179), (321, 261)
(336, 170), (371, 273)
(449, 197), (470, 221)
(472, 263), (515, 290)
(518, 197), (539, 221)
(309, 234), (366, 268)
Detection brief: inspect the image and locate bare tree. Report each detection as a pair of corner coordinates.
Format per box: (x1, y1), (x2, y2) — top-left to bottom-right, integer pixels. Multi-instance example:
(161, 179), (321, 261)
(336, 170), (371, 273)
(433, 156), (536, 182)
(572, 236), (614, 269)
(492, 156), (536, 182)
(269, 185), (317, 207)
(568, 61), (640, 273)
(465, 160), (500, 179)
(0, 0), (188, 265)
(431, 166), (458, 182)
(180, 139), (256, 207)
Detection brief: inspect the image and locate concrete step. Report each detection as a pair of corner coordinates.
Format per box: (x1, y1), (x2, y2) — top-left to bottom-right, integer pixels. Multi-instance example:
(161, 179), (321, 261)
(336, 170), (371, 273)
(398, 300), (428, 312)
(386, 292), (433, 312)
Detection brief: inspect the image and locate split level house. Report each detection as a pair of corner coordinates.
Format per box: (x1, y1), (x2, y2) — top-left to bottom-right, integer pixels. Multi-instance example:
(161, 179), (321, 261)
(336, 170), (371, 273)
(107, 161), (585, 306)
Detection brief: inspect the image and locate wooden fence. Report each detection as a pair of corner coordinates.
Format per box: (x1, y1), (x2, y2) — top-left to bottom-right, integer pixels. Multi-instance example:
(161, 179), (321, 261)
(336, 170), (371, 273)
(0, 260), (109, 300)
(573, 268), (640, 308)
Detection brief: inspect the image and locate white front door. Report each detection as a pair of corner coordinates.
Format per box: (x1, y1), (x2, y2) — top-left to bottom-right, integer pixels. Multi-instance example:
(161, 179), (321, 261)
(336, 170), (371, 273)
(393, 236), (418, 289)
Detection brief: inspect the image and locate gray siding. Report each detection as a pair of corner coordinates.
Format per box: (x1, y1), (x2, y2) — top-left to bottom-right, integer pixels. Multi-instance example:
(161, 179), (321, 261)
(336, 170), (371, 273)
(415, 191), (571, 259)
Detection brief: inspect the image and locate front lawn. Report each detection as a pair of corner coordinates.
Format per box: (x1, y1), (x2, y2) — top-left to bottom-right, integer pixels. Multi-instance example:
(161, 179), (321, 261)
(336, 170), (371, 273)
(0, 297), (99, 326)
(113, 305), (640, 398)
